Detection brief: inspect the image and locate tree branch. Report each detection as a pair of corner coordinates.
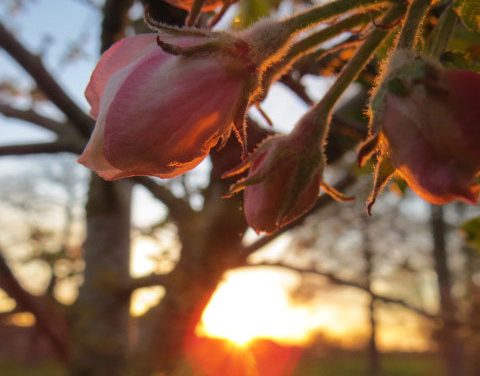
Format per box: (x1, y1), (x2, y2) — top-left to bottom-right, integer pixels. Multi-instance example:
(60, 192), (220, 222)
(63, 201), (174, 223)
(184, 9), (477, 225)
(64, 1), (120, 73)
(0, 22), (93, 138)
(251, 262), (437, 321)
(0, 103), (67, 135)
(0, 141), (82, 156)
(0, 249), (69, 361)
(124, 272), (172, 292)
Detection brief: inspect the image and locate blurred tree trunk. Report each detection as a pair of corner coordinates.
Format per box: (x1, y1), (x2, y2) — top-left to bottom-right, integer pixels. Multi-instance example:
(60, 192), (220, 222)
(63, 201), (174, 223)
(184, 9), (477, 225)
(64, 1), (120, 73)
(134, 180), (248, 373)
(70, 177), (132, 376)
(134, 252), (233, 373)
(366, 296), (380, 376)
(465, 243), (480, 375)
(132, 123), (271, 374)
(430, 205), (465, 376)
(362, 219), (381, 376)
(69, 2), (134, 375)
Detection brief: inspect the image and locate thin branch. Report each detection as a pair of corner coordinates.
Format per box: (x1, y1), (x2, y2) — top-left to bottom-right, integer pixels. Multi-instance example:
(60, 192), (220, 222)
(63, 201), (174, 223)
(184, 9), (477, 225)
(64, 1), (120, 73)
(280, 75), (314, 105)
(0, 249), (69, 361)
(251, 262), (437, 320)
(0, 141), (82, 156)
(0, 139), (193, 222)
(125, 272), (172, 292)
(0, 103), (67, 135)
(0, 22), (93, 138)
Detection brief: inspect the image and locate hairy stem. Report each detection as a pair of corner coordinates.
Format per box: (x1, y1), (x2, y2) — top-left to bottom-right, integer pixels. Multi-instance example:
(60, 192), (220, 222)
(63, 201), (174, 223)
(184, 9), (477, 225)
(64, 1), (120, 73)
(282, 0), (387, 34)
(396, 0), (431, 50)
(306, 3), (407, 140)
(426, 4), (458, 57)
(257, 11), (376, 102)
(286, 12), (375, 62)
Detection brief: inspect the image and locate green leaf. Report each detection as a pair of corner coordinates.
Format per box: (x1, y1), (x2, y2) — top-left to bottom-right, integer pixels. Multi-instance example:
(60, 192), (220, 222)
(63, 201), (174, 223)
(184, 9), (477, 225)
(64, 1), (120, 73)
(454, 0), (480, 32)
(461, 216), (480, 251)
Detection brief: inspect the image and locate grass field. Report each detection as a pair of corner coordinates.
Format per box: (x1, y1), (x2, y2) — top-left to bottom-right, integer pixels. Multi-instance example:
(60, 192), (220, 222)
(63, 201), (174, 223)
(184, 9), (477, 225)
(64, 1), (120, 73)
(293, 353), (442, 376)
(0, 361), (65, 376)
(0, 353), (442, 375)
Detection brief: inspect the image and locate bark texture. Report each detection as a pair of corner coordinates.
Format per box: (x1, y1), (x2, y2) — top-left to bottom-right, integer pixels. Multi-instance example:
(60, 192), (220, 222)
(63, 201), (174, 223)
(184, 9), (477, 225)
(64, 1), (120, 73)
(70, 177), (132, 376)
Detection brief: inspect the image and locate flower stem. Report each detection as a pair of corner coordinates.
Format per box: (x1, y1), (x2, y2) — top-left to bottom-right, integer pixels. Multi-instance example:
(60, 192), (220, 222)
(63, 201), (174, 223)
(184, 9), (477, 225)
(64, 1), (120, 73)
(281, 0), (388, 35)
(306, 3), (407, 140)
(426, 5), (458, 58)
(286, 12), (376, 67)
(259, 11), (376, 99)
(396, 0), (431, 50)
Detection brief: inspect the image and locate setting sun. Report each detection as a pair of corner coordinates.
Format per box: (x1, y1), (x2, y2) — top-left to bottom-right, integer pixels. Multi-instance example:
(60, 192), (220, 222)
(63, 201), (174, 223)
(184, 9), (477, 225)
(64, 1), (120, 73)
(198, 268), (326, 346)
(194, 267), (431, 352)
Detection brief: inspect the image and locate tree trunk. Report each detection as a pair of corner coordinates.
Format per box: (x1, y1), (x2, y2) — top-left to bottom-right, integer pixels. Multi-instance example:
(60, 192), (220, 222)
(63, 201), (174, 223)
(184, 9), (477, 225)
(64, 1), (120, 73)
(362, 219), (380, 376)
(430, 205), (465, 376)
(69, 176), (132, 376)
(133, 255), (226, 373)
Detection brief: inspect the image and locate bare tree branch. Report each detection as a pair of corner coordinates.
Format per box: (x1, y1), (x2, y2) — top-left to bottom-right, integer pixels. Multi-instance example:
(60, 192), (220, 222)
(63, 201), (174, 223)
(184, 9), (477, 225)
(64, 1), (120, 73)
(0, 141), (82, 156)
(0, 249), (69, 361)
(0, 103), (67, 135)
(0, 22), (93, 138)
(251, 262), (438, 321)
(124, 272), (172, 293)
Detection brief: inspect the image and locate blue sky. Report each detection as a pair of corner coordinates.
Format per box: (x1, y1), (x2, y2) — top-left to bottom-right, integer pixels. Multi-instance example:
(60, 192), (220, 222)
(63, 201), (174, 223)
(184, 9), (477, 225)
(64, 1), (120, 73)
(0, 0), (100, 144)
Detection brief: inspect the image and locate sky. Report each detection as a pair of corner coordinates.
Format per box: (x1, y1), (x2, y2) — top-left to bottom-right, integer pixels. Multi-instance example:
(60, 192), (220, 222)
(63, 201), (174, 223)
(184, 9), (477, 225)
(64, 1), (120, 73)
(0, 0), (440, 352)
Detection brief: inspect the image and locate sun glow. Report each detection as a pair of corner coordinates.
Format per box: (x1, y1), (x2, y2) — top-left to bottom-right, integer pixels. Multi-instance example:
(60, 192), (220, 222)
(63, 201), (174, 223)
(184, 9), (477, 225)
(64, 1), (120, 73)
(197, 268), (322, 346)
(129, 236), (431, 352)
(197, 268), (431, 352)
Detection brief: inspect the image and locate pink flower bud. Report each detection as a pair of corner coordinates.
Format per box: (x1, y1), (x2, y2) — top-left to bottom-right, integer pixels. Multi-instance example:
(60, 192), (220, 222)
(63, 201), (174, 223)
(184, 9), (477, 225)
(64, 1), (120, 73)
(224, 113), (327, 234)
(363, 58), (480, 207)
(382, 68), (480, 204)
(243, 141), (322, 234)
(79, 33), (247, 180)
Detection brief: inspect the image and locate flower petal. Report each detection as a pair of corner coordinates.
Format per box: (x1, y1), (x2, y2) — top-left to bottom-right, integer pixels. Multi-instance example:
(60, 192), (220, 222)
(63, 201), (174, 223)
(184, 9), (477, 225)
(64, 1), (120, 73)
(102, 51), (243, 178)
(85, 34), (159, 119)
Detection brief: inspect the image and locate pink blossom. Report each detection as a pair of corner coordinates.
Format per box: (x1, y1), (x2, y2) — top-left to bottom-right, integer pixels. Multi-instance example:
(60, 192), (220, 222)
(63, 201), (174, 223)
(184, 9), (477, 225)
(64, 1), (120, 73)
(225, 112), (326, 233)
(378, 68), (480, 204)
(79, 33), (246, 180)
(242, 138), (322, 234)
